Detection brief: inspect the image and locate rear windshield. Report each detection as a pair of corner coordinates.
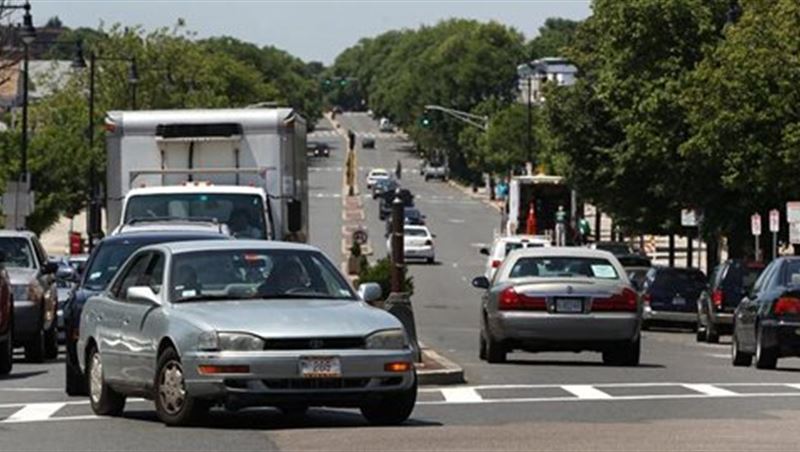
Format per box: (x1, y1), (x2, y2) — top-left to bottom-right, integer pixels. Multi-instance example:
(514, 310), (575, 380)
(509, 256), (619, 280)
(653, 269), (706, 290)
(405, 229), (427, 237)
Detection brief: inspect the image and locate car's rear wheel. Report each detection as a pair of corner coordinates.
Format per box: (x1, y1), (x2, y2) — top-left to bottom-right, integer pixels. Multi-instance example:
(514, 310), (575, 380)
(25, 329), (45, 363)
(485, 334), (506, 364)
(731, 329), (752, 367)
(87, 346), (125, 416)
(360, 375), (417, 425)
(695, 324), (706, 342)
(602, 337), (641, 366)
(705, 322), (720, 344)
(155, 347), (209, 426)
(44, 320), (58, 360)
(0, 329), (12, 376)
(478, 331), (487, 361)
(755, 327), (778, 370)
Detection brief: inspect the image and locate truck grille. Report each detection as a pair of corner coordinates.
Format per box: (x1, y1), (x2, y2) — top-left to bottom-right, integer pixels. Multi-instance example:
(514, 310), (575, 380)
(262, 378), (370, 390)
(262, 337), (365, 350)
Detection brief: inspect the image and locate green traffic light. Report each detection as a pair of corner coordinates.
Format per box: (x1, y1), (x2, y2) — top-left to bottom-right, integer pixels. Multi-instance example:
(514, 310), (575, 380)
(420, 115), (432, 128)
(339, 78), (348, 86)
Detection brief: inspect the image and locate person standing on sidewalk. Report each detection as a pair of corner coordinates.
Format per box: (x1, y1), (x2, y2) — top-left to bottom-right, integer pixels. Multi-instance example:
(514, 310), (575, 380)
(555, 205), (567, 247)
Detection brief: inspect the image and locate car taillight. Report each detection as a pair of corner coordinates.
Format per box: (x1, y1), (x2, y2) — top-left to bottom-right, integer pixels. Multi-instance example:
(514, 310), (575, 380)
(593, 288), (638, 312)
(774, 296), (800, 315)
(491, 260), (502, 268)
(499, 287), (546, 311)
(711, 289), (724, 308)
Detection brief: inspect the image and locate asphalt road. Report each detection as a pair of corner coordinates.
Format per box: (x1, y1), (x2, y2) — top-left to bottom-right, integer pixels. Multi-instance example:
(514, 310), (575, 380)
(3, 112), (800, 451)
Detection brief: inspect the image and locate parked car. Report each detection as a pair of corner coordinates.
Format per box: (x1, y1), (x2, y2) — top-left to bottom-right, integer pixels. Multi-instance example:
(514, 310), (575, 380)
(366, 168), (391, 189)
(63, 228), (231, 396)
(480, 235), (551, 281)
(67, 254), (89, 276)
(617, 254), (652, 291)
(0, 256), (13, 375)
(731, 257), (800, 369)
(471, 247), (641, 365)
(387, 225), (436, 264)
(697, 259), (764, 343)
(588, 241), (636, 257)
(422, 161), (448, 181)
(78, 240), (417, 426)
(362, 135), (376, 149)
(372, 178), (399, 200)
(0, 231), (59, 363)
(379, 189), (414, 221)
(641, 266), (707, 329)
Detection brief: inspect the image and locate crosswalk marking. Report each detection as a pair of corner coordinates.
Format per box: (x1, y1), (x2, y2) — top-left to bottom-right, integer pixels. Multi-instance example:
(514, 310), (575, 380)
(440, 387), (483, 403)
(5, 402), (66, 423)
(561, 385), (612, 399)
(682, 384), (739, 396)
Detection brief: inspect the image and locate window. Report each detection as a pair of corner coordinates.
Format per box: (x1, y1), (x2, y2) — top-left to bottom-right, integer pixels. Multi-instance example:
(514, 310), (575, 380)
(508, 256), (619, 280)
(0, 238), (35, 269)
(112, 253), (152, 300)
(751, 261), (777, 296)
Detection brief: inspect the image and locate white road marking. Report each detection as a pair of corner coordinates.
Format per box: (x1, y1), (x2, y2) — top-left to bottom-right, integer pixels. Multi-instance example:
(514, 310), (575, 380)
(683, 384), (738, 397)
(705, 353), (730, 359)
(0, 387), (64, 392)
(5, 403), (66, 422)
(440, 387), (483, 403)
(448, 219), (465, 224)
(561, 385), (612, 400)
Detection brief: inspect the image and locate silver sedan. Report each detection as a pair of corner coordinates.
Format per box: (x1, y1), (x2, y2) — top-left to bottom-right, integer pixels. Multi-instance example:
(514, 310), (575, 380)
(78, 240), (416, 426)
(471, 247), (642, 366)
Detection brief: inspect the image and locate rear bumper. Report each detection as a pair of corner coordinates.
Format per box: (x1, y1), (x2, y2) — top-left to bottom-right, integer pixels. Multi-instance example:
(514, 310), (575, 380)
(759, 320), (800, 357)
(13, 300), (41, 342)
(488, 311), (640, 344)
(643, 305), (695, 324)
(404, 246), (434, 260)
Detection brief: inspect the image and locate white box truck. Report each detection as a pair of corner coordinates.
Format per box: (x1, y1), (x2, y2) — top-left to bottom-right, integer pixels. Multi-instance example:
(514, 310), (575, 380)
(105, 108), (308, 242)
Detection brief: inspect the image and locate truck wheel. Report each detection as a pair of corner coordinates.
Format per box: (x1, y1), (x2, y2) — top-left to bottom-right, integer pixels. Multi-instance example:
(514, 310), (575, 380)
(602, 337), (641, 366)
(0, 329), (12, 376)
(25, 329), (45, 363)
(361, 374), (417, 425)
(44, 322), (58, 360)
(755, 327), (778, 370)
(731, 330), (752, 367)
(87, 345), (126, 416)
(155, 347), (209, 426)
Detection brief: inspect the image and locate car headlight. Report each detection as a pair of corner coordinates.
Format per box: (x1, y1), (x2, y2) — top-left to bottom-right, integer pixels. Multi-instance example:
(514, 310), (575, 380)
(365, 329), (408, 350)
(197, 332), (266, 351)
(12, 284), (28, 301)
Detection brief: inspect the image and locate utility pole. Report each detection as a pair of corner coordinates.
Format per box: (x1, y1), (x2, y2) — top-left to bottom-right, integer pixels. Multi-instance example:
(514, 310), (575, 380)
(526, 74), (532, 174)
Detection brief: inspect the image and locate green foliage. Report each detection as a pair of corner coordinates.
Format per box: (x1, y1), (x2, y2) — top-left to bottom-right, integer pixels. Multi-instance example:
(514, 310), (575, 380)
(357, 257), (414, 297)
(526, 18), (579, 60)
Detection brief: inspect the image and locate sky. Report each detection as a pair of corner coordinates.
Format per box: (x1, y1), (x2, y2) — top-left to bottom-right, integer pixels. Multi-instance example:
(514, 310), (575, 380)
(27, 0), (592, 64)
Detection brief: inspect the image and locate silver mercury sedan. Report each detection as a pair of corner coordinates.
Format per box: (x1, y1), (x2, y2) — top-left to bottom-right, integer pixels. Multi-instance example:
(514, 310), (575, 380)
(472, 247), (642, 366)
(78, 240), (416, 426)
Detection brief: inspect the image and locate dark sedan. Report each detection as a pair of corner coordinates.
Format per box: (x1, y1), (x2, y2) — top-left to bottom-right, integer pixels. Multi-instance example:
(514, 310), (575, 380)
(372, 178), (399, 200)
(63, 229), (231, 395)
(732, 257), (800, 369)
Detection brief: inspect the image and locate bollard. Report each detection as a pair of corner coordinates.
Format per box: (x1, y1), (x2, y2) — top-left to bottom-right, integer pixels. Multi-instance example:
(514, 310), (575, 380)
(384, 292), (421, 363)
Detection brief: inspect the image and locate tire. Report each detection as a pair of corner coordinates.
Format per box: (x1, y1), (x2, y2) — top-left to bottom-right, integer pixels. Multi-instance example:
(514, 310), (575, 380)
(485, 334), (506, 364)
(360, 375), (417, 425)
(731, 330), (752, 367)
(755, 327), (778, 370)
(155, 347), (208, 426)
(24, 329), (45, 363)
(478, 331), (487, 361)
(705, 322), (720, 344)
(426, 257), (434, 264)
(0, 331), (12, 376)
(602, 336), (641, 366)
(44, 321), (58, 360)
(87, 346), (126, 416)
(65, 361), (87, 396)
(695, 326), (706, 342)
(425, 176), (430, 182)
(641, 320), (650, 332)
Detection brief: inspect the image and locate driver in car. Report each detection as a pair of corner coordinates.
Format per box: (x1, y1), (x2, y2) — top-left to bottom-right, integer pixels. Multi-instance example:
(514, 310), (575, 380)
(257, 258), (309, 297)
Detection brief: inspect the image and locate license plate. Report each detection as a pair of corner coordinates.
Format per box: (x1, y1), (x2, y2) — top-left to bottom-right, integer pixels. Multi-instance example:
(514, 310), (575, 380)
(672, 296), (686, 306)
(299, 357), (341, 378)
(555, 298), (583, 313)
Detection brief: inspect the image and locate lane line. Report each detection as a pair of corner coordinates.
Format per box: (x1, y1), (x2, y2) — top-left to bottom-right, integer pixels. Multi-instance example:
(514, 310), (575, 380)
(683, 384), (739, 397)
(440, 387), (483, 403)
(417, 391), (800, 406)
(1, 414), (100, 425)
(421, 382), (800, 392)
(0, 387), (64, 392)
(5, 402), (66, 422)
(561, 385), (612, 400)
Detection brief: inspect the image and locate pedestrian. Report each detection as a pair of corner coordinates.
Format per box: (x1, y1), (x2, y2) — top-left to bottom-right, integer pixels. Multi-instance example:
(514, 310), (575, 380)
(395, 160), (402, 179)
(555, 205), (567, 246)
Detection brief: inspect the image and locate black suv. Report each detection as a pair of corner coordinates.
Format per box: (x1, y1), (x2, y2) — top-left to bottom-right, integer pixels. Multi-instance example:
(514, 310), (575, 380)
(642, 266), (707, 329)
(696, 259), (765, 343)
(63, 229), (230, 395)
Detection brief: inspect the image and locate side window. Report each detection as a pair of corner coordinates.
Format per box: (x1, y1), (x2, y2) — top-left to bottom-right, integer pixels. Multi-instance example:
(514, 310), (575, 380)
(751, 262), (775, 296)
(766, 261), (784, 290)
(111, 253), (152, 300)
(31, 238), (48, 269)
(144, 253), (165, 295)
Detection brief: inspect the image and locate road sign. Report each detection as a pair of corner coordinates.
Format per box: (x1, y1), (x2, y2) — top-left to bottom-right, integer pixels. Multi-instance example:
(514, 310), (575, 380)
(751, 213), (762, 236)
(790, 223), (800, 244)
(352, 228), (368, 246)
(787, 202), (800, 223)
(770, 209), (780, 233)
(681, 209), (702, 227)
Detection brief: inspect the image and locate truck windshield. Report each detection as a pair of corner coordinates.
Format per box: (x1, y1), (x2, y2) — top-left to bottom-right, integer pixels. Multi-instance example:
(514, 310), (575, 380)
(124, 193), (267, 239)
(0, 237), (35, 269)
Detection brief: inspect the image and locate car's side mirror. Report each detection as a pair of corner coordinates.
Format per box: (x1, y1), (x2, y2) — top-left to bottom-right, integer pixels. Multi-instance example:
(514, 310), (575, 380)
(56, 266), (76, 282)
(43, 262), (59, 275)
(127, 286), (161, 305)
(358, 282), (382, 303)
(471, 276), (490, 290)
(479, 247), (490, 256)
(287, 199), (302, 233)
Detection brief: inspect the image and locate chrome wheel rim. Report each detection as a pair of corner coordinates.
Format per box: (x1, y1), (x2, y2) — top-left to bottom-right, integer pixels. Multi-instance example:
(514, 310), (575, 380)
(89, 352), (103, 404)
(159, 361), (186, 415)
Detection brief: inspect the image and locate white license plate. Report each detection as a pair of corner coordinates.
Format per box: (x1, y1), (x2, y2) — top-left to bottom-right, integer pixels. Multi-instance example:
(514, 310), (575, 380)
(556, 298), (583, 313)
(299, 357), (341, 378)
(672, 296), (686, 306)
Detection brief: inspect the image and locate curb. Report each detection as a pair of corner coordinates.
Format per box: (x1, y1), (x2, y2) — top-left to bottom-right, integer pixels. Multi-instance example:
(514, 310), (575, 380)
(417, 346), (466, 386)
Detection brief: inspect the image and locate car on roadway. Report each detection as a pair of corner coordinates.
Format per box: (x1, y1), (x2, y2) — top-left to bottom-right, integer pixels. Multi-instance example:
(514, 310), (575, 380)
(379, 117), (393, 133)
(0, 230), (59, 363)
(641, 266), (707, 329)
(67, 253), (90, 276)
(366, 168), (391, 190)
(471, 247), (641, 365)
(422, 161), (448, 181)
(310, 142), (330, 158)
(361, 135), (376, 149)
(78, 240), (417, 426)
(588, 241), (636, 257)
(0, 257), (13, 375)
(387, 225), (436, 264)
(63, 228), (231, 396)
(480, 235), (551, 281)
(378, 188), (414, 221)
(372, 178), (399, 200)
(696, 259), (764, 343)
(731, 256), (800, 369)
(617, 254), (652, 291)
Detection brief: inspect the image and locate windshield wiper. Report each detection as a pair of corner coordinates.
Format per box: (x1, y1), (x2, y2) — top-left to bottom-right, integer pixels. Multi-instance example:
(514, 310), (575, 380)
(256, 293), (351, 300)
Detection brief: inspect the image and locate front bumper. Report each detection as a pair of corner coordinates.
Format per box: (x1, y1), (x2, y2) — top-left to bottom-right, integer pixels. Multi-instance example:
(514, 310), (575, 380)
(643, 305), (695, 324)
(181, 348), (416, 407)
(13, 300), (41, 342)
(488, 311), (640, 343)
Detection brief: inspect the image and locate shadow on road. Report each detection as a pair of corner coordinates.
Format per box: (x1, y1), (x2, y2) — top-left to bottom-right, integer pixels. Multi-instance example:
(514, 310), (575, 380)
(504, 359), (665, 369)
(0, 370), (49, 380)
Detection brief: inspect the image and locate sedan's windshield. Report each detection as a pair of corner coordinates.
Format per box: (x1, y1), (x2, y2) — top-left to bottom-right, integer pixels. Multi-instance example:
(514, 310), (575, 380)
(170, 249), (356, 303)
(0, 237), (35, 269)
(509, 256), (620, 280)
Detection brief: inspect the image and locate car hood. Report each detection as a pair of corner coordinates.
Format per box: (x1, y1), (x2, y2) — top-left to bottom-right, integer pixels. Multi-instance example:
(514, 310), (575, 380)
(171, 299), (401, 338)
(6, 268), (38, 285)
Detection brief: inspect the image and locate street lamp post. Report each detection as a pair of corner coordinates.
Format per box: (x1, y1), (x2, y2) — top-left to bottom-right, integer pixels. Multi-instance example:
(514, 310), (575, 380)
(19, 1), (36, 186)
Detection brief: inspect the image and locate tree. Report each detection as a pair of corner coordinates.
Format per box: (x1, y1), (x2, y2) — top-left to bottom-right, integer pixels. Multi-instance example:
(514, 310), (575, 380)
(526, 18), (579, 60)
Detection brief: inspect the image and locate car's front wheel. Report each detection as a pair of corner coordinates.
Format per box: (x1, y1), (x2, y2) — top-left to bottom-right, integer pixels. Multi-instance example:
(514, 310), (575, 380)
(155, 347), (209, 426)
(87, 346), (125, 416)
(0, 328), (12, 376)
(360, 375), (417, 425)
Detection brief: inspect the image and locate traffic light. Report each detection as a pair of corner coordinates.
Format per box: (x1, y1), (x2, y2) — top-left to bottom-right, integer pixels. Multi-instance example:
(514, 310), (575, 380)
(322, 79), (333, 90)
(339, 78), (348, 87)
(419, 113), (432, 128)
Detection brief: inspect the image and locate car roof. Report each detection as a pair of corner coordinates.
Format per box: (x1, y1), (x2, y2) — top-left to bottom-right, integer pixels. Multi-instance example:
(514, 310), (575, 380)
(152, 239), (320, 254)
(99, 230), (229, 245)
(0, 230), (36, 239)
(495, 235), (550, 244)
(507, 247), (617, 260)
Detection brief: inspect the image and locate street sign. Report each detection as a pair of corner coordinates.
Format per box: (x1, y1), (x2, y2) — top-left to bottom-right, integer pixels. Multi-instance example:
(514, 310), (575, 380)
(787, 202), (800, 223)
(352, 228), (368, 246)
(681, 209), (702, 227)
(770, 209), (780, 233)
(751, 213), (762, 236)
(791, 223), (800, 245)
